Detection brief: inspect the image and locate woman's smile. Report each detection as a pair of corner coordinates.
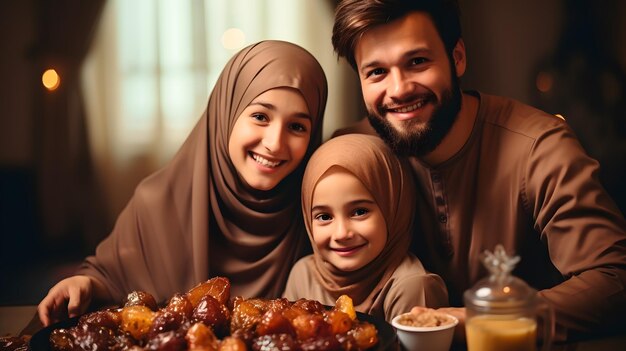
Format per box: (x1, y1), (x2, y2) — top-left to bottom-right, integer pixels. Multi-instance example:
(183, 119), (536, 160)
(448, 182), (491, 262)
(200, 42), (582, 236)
(249, 151), (284, 169)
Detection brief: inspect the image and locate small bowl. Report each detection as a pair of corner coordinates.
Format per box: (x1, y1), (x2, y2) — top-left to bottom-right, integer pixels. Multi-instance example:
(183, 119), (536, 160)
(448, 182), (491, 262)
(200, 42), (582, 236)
(391, 312), (458, 351)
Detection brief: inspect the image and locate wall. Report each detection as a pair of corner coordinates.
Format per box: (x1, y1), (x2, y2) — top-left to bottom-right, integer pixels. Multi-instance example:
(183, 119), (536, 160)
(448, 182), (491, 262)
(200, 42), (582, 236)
(0, 1), (35, 167)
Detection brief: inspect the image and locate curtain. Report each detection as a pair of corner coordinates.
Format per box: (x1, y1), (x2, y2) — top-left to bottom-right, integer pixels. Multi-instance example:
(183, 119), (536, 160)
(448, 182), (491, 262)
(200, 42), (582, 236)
(33, 0), (108, 251)
(81, 0), (363, 224)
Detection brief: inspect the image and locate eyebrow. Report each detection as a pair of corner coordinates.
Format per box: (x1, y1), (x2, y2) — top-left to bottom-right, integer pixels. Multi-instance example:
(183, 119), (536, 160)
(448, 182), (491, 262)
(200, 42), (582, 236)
(311, 199), (376, 212)
(248, 101), (311, 120)
(359, 47), (431, 74)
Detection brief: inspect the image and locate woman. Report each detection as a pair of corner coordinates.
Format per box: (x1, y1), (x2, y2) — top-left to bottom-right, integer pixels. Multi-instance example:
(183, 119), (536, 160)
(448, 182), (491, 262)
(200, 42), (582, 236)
(38, 40), (328, 326)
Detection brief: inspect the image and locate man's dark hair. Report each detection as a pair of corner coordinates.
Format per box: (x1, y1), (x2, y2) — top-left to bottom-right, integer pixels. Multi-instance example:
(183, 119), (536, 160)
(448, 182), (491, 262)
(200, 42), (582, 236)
(332, 0), (462, 70)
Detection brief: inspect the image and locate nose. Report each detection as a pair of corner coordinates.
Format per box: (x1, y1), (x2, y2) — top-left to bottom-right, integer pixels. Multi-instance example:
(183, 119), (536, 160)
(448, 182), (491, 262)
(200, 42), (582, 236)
(388, 69), (413, 101)
(333, 218), (354, 241)
(262, 123), (285, 154)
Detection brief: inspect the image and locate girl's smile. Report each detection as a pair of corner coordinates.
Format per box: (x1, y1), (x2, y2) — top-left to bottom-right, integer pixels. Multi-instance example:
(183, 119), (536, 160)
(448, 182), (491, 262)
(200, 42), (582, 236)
(331, 243), (368, 257)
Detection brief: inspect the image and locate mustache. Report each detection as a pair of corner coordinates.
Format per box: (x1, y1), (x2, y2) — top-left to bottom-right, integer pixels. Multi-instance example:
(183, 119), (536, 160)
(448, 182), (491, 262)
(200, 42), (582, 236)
(377, 92), (436, 113)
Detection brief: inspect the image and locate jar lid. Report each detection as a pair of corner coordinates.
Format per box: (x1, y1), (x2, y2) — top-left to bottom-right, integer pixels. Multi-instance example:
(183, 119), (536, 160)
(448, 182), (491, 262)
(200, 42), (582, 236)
(464, 245), (537, 313)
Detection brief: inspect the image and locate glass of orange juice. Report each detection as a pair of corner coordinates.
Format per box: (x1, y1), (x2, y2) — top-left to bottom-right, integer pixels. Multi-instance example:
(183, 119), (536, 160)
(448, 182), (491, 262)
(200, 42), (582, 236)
(466, 314), (538, 351)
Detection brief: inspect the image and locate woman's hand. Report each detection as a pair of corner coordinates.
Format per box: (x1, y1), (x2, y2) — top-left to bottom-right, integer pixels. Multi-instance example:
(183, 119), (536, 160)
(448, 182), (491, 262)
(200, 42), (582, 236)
(37, 275), (95, 326)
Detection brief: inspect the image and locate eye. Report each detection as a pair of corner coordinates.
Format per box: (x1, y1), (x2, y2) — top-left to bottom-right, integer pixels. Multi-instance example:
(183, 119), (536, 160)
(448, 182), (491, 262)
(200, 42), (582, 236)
(314, 213), (332, 222)
(352, 207), (369, 217)
(365, 67), (386, 78)
(251, 113), (268, 123)
(289, 122), (308, 133)
(410, 57), (428, 66)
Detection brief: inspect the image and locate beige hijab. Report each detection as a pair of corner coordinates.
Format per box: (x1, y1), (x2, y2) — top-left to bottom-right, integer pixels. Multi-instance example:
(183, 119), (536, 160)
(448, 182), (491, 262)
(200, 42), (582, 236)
(301, 134), (414, 312)
(78, 40), (327, 303)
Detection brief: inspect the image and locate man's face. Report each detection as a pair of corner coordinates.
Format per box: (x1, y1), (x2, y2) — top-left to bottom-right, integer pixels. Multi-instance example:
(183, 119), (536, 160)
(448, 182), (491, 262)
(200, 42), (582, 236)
(354, 11), (465, 156)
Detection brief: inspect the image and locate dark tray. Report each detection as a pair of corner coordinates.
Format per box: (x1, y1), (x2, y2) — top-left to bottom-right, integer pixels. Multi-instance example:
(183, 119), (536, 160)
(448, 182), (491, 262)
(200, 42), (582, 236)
(30, 312), (397, 350)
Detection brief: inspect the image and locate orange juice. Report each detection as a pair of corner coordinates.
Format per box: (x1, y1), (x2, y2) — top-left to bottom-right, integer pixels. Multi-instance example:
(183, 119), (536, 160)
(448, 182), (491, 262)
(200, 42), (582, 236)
(466, 315), (537, 351)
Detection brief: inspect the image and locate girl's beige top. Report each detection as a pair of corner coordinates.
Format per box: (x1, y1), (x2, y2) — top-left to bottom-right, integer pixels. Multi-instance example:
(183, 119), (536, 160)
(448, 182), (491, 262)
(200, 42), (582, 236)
(286, 134), (447, 319)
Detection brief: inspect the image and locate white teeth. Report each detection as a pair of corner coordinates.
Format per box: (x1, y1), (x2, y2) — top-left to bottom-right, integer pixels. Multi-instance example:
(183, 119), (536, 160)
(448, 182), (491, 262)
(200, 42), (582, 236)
(395, 100), (425, 113)
(252, 153), (281, 168)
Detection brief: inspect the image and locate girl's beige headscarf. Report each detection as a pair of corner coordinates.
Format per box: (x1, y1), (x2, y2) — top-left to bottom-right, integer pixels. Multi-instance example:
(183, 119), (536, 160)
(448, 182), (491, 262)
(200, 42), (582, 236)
(301, 134), (415, 312)
(78, 40), (327, 302)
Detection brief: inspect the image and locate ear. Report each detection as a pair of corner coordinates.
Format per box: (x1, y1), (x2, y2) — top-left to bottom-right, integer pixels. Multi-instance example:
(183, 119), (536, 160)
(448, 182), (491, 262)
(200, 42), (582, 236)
(452, 39), (466, 77)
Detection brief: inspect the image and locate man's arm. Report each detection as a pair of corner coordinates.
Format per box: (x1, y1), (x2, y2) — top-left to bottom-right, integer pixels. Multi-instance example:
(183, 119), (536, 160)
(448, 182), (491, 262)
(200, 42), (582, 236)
(525, 122), (626, 341)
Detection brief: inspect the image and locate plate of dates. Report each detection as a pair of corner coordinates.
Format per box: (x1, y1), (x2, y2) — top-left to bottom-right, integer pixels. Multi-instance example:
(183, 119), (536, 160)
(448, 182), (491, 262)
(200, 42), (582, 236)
(30, 277), (397, 350)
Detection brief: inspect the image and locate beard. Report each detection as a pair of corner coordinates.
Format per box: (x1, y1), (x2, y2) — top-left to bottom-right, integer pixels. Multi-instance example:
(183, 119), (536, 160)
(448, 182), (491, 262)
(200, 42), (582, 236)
(367, 76), (462, 157)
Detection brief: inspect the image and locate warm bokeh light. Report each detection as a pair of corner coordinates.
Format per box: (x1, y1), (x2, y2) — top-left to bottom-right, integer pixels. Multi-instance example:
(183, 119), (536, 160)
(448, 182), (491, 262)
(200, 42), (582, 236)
(42, 69), (61, 91)
(535, 71), (553, 93)
(221, 28), (246, 51)
(503, 286), (511, 294)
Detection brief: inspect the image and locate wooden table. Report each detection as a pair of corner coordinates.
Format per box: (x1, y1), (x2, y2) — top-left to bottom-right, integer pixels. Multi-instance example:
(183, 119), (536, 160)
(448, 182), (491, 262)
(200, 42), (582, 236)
(0, 305), (38, 337)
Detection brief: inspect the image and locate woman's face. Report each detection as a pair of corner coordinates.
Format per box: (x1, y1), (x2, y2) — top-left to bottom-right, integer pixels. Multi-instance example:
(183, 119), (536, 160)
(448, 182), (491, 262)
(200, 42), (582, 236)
(228, 87), (312, 191)
(310, 167), (387, 272)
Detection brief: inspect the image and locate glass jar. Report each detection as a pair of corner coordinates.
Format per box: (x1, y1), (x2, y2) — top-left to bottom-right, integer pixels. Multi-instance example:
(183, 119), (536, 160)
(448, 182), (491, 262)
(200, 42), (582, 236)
(464, 245), (554, 351)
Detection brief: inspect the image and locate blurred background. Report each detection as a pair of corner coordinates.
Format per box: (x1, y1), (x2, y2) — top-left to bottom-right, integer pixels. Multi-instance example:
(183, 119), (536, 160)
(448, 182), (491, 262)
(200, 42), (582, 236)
(1, 0), (625, 306)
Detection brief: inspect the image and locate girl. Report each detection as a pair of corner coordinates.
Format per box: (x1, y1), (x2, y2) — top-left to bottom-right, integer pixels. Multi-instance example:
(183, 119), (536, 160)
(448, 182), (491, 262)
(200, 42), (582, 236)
(284, 134), (448, 321)
(39, 40), (328, 326)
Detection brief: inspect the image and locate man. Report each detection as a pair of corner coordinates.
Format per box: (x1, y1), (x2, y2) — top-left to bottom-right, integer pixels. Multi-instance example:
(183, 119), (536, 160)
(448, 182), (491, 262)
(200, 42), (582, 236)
(332, 0), (626, 343)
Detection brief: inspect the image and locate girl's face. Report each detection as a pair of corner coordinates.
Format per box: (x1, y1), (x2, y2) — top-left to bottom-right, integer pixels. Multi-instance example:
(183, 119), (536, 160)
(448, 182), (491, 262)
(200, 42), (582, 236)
(229, 87), (312, 191)
(310, 167), (387, 272)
